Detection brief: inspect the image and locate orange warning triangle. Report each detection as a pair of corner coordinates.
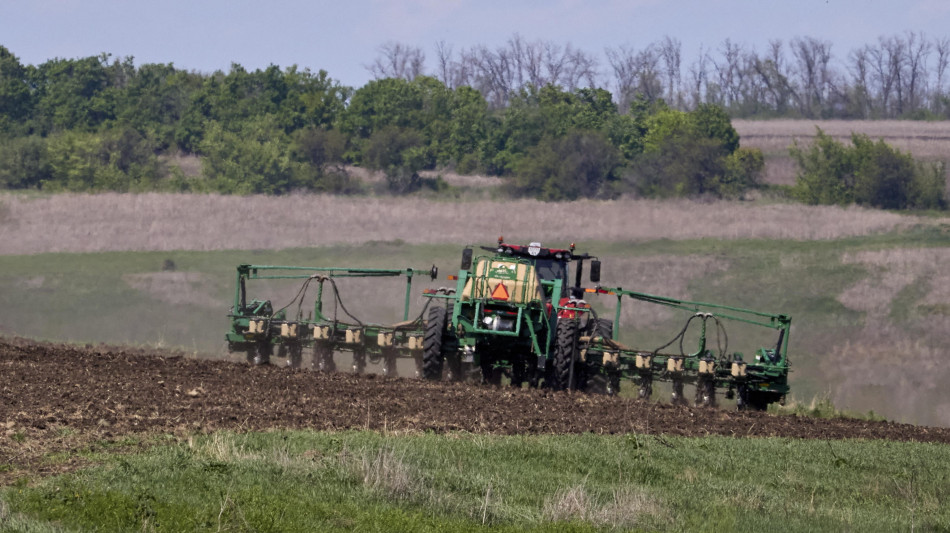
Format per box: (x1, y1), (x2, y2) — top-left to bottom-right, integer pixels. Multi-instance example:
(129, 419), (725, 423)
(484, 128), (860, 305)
(491, 283), (510, 301)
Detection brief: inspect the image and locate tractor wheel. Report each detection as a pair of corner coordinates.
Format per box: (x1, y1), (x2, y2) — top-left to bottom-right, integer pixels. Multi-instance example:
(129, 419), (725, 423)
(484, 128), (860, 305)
(287, 343), (303, 368)
(422, 306), (446, 380)
(312, 342), (335, 372)
(696, 378), (716, 407)
(553, 319), (581, 391)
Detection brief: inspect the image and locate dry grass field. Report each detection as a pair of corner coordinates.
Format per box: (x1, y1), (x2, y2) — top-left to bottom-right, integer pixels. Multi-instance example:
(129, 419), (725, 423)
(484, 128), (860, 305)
(0, 192), (933, 254)
(734, 119), (950, 185)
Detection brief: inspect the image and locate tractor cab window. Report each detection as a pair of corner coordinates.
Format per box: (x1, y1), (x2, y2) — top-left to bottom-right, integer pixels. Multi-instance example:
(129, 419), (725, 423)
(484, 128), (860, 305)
(533, 259), (567, 282)
(534, 259), (569, 297)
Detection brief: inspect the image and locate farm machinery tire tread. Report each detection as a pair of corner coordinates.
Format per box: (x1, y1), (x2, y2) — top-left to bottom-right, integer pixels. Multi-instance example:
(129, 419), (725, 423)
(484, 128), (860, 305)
(422, 306), (446, 380)
(553, 319), (580, 391)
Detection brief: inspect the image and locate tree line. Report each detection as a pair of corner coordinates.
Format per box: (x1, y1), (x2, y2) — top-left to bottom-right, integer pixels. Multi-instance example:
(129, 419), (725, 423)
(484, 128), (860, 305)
(378, 32), (950, 120)
(0, 41), (945, 209)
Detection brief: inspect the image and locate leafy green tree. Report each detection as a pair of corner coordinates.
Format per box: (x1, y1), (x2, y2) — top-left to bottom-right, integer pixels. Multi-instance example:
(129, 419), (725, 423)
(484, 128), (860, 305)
(0, 135), (50, 188)
(692, 103), (740, 154)
(448, 86), (489, 172)
(175, 64), (348, 153)
(30, 54), (116, 133)
(199, 118), (296, 194)
(290, 127), (360, 193)
(630, 131), (728, 198)
(482, 85), (620, 176)
(0, 46), (32, 135)
(41, 127), (162, 192)
(114, 62), (202, 148)
(514, 130), (621, 201)
(719, 147), (765, 198)
(629, 102), (755, 198)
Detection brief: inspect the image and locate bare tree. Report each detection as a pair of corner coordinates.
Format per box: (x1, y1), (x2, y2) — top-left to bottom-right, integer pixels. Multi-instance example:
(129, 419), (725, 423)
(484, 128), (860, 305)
(367, 42), (426, 81)
(712, 39), (745, 108)
(846, 46), (873, 117)
(865, 37), (902, 117)
(790, 37), (833, 117)
(469, 45), (516, 108)
(685, 45), (710, 108)
(935, 37), (950, 111)
(606, 44), (662, 112)
(752, 40), (797, 114)
(559, 44), (599, 90)
(658, 36), (682, 105)
(902, 31), (931, 113)
(434, 40), (453, 87)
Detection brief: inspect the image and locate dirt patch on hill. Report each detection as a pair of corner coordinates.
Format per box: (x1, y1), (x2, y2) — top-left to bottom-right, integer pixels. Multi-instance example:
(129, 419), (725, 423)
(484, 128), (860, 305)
(3, 337), (949, 484)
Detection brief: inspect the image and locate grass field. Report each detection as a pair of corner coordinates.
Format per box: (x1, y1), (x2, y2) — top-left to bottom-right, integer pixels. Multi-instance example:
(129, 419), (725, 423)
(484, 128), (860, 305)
(2, 430), (948, 532)
(2, 221), (949, 426)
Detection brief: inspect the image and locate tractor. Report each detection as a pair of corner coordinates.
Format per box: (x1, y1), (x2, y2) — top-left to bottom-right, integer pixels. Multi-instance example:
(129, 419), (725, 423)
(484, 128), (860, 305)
(420, 238), (608, 389)
(225, 239), (792, 410)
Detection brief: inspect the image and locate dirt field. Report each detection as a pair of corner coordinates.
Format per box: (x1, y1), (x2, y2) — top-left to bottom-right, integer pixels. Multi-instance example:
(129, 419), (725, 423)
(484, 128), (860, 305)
(4, 337), (948, 484)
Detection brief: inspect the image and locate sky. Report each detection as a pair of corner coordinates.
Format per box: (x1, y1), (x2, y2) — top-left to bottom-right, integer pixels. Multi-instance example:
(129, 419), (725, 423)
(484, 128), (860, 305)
(4, 0), (949, 89)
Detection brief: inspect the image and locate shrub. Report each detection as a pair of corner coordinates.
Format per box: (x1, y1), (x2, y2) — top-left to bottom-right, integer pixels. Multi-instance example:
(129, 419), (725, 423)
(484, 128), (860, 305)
(791, 128), (947, 210)
(0, 135), (50, 189)
(514, 130), (621, 201)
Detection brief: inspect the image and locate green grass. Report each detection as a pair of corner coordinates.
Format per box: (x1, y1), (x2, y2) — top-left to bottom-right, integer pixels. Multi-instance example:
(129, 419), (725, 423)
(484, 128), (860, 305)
(2, 430), (948, 532)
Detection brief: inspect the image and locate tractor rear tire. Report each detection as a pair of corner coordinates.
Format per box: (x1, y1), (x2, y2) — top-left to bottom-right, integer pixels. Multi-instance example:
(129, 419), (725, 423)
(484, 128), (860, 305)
(423, 306), (446, 380)
(553, 319), (580, 391)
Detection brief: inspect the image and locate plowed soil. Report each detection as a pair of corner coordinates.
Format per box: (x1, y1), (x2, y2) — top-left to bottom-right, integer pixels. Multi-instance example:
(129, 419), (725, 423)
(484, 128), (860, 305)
(3, 337), (949, 483)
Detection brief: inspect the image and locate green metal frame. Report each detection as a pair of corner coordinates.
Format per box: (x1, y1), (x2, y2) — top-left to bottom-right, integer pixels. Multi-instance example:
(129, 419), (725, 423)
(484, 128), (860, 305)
(432, 252), (569, 369)
(226, 264), (432, 365)
(579, 286), (792, 403)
